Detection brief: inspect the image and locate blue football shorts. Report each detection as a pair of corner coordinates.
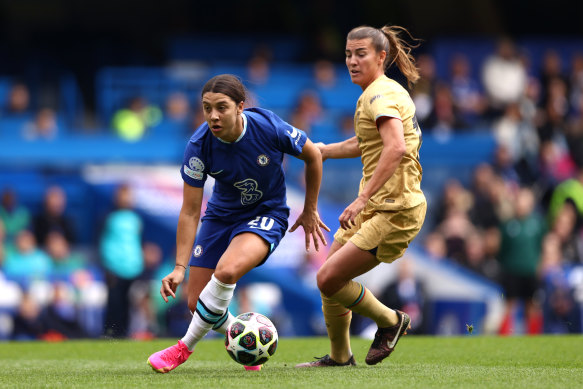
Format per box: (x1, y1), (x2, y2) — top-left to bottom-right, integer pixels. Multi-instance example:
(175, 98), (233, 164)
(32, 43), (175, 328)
(188, 212), (288, 269)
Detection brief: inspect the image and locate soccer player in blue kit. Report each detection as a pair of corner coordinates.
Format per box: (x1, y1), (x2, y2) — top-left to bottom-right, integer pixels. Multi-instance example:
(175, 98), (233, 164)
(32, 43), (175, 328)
(148, 74), (329, 373)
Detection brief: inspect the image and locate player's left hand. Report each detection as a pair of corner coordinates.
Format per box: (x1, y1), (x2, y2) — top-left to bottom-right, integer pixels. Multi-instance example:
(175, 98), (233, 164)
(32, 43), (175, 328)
(289, 210), (330, 252)
(339, 196), (367, 229)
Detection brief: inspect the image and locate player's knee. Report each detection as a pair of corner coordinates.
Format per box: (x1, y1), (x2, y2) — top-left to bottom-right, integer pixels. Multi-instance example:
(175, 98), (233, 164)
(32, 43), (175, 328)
(317, 267), (337, 297)
(213, 266), (238, 285)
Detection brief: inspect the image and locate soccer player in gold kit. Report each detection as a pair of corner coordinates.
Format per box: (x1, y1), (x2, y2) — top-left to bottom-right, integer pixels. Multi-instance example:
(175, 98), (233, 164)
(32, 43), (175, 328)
(297, 25), (426, 367)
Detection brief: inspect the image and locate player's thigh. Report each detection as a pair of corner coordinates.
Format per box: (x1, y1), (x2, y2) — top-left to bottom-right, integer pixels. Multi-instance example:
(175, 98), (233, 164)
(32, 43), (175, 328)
(215, 232), (270, 283)
(324, 239), (344, 261)
(186, 266), (215, 312)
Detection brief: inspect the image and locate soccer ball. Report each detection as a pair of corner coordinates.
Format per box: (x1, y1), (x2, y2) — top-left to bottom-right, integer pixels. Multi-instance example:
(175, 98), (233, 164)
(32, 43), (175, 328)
(225, 312), (278, 366)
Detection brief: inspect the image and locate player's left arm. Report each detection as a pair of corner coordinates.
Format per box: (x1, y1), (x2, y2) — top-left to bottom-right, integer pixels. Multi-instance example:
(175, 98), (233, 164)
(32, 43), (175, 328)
(339, 116), (406, 229)
(289, 138), (330, 251)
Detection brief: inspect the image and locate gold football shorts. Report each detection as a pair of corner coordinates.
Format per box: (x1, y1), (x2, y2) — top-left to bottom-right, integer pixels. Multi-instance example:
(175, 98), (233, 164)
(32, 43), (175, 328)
(333, 201), (426, 263)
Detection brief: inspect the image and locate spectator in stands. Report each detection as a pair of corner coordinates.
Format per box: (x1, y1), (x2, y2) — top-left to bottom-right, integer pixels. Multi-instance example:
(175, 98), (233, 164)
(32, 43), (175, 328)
(464, 231), (500, 281)
(313, 59), (337, 89)
(32, 185), (75, 248)
(569, 53), (583, 112)
(128, 278), (158, 340)
(492, 144), (521, 188)
(449, 53), (487, 126)
(2, 229), (53, 283)
(2, 83), (32, 118)
(537, 77), (569, 143)
(153, 92), (191, 137)
(137, 241), (168, 336)
(0, 219), (5, 265)
(547, 165), (583, 226)
(436, 208), (476, 265)
(550, 200), (582, 264)
(246, 45), (272, 85)
(538, 232), (582, 333)
(22, 108), (60, 141)
(411, 53), (437, 129)
(492, 103), (539, 182)
(539, 50), (569, 107)
(379, 259), (427, 334)
(422, 232), (447, 260)
(433, 178), (473, 227)
(0, 188), (30, 243)
(39, 281), (88, 340)
(497, 187), (546, 335)
(468, 163), (500, 230)
(424, 82), (466, 135)
(290, 90), (324, 134)
(538, 140), (577, 203)
(100, 183), (144, 338)
(481, 37), (527, 115)
(11, 292), (44, 340)
(112, 97), (162, 141)
(46, 231), (86, 282)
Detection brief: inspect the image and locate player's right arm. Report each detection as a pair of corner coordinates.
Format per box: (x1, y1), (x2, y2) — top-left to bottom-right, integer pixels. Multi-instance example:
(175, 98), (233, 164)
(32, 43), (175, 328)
(316, 136), (361, 161)
(160, 182), (203, 302)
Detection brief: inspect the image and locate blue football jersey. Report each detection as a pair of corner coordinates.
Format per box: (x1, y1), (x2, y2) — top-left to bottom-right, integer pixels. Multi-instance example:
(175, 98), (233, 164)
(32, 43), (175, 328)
(181, 107), (307, 221)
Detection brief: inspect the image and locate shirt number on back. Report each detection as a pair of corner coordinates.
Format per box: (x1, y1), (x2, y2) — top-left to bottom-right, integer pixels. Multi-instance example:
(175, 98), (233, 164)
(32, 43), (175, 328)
(248, 216), (275, 230)
(234, 178), (263, 205)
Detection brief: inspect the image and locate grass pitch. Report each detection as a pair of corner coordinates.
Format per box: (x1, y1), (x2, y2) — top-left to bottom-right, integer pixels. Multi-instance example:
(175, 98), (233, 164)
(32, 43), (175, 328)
(0, 335), (581, 388)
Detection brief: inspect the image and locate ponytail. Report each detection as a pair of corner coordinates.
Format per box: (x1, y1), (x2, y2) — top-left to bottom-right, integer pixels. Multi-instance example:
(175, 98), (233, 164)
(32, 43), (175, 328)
(380, 25), (420, 88)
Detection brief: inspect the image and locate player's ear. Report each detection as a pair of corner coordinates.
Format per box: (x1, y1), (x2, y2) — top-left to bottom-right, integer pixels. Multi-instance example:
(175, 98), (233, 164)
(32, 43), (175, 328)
(237, 101), (244, 115)
(378, 50), (387, 66)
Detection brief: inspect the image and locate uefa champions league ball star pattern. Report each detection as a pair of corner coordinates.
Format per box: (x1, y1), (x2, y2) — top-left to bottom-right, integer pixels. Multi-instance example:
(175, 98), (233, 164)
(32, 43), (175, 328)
(225, 312), (278, 366)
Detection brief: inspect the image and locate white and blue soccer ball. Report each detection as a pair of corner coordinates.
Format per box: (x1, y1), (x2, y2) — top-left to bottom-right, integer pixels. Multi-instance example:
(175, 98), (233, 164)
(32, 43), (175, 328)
(225, 312), (278, 366)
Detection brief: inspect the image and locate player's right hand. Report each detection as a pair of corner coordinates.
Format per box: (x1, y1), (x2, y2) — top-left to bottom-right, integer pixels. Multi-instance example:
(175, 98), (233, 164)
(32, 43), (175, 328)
(160, 269), (185, 303)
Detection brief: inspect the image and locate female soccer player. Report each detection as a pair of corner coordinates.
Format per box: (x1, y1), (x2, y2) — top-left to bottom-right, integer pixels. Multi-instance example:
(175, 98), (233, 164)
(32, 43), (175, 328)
(148, 74), (329, 373)
(296, 25), (426, 367)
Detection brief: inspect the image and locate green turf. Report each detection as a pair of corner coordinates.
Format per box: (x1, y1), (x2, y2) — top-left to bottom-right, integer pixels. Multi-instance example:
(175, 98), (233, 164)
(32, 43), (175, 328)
(0, 335), (582, 388)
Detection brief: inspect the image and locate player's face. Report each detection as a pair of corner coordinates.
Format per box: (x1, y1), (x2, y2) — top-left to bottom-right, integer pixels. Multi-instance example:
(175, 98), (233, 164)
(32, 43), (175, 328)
(202, 92), (244, 142)
(345, 38), (386, 90)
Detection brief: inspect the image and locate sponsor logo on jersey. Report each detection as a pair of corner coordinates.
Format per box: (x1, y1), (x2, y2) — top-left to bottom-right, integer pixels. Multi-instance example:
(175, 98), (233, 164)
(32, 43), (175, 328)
(369, 94), (383, 104)
(189, 157), (205, 171)
(184, 165), (203, 180)
(193, 245), (203, 257)
(287, 127), (302, 145)
(257, 154), (270, 166)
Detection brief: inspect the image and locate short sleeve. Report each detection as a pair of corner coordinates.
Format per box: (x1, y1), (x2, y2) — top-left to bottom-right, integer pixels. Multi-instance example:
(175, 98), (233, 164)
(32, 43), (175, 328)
(364, 89), (402, 123)
(180, 140), (207, 187)
(270, 113), (307, 156)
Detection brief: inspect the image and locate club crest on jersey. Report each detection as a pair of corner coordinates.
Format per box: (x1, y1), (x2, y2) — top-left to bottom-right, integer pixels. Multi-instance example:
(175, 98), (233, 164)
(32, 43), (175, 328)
(189, 157), (205, 172)
(193, 245), (203, 257)
(257, 154), (270, 166)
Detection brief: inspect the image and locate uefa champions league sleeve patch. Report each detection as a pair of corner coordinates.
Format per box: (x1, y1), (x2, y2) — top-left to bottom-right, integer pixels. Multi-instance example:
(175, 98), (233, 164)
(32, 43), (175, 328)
(184, 156), (205, 180)
(189, 157), (205, 172)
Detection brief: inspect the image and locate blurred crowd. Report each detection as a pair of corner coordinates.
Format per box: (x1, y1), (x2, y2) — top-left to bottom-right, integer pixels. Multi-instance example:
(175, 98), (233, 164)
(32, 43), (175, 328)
(1, 37), (583, 338)
(415, 38), (583, 335)
(0, 183), (189, 340)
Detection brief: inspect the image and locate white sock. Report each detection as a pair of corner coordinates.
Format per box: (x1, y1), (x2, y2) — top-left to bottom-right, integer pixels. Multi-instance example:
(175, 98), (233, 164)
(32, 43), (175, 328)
(212, 311), (235, 335)
(181, 274), (235, 350)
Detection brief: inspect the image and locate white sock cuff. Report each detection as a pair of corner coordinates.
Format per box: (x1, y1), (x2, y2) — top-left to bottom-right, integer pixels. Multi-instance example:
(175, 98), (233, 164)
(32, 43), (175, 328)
(209, 274), (236, 300)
